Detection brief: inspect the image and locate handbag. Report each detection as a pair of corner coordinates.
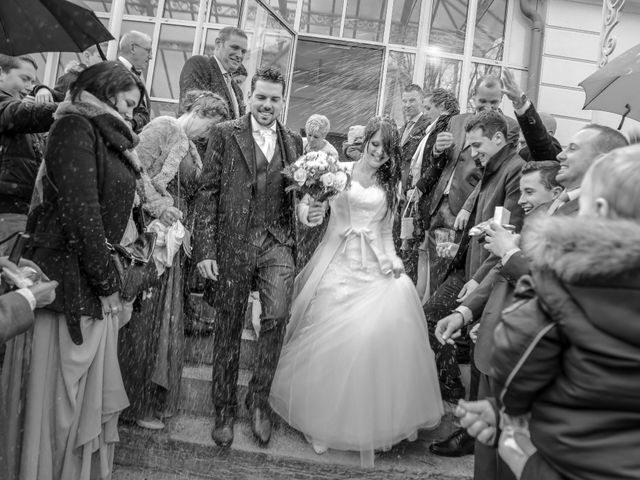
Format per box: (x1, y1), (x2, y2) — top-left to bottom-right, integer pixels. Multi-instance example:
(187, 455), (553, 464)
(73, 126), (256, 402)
(400, 189), (417, 240)
(107, 222), (158, 302)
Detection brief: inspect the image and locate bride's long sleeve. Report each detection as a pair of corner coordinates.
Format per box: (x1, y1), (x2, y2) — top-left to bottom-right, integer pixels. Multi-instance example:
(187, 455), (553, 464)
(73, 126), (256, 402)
(380, 215), (403, 270)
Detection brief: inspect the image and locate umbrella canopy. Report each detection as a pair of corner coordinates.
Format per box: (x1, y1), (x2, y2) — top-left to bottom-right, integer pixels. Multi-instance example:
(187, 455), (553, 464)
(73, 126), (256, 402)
(579, 43), (640, 128)
(0, 0), (113, 57)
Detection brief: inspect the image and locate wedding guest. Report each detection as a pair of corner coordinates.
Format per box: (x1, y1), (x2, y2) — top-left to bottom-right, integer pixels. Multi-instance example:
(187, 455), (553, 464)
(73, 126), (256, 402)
(303, 114), (339, 158)
(270, 116), (443, 467)
(119, 90), (229, 430)
(0, 54), (56, 255)
(0, 61), (145, 480)
(47, 44), (106, 102)
(232, 63), (248, 87)
(118, 31), (152, 132)
(491, 144), (640, 480)
(342, 124), (365, 161)
(179, 26), (247, 119)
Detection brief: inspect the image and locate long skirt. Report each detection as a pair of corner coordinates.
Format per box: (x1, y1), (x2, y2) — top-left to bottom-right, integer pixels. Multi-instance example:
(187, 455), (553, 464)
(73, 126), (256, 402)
(119, 254), (185, 419)
(0, 309), (128, 480)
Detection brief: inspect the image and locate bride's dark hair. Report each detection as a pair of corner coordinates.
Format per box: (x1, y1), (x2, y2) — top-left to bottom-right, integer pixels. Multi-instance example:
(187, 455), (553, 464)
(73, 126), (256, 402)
(362, 115), (401, 217)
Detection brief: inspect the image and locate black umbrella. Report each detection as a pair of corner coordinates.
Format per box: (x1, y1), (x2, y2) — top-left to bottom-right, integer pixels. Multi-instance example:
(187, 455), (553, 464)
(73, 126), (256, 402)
(0, 0), (114, 59)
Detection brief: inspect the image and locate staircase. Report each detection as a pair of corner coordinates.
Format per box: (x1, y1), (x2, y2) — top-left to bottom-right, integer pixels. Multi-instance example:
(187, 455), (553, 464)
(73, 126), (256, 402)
(114, 308), (474, 480)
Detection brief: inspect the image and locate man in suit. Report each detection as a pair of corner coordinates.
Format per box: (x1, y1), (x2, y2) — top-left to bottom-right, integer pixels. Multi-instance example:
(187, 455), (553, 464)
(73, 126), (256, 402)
(194, 67), (313, 448)
(397, 84), (432, 281)
(179, 26), (247, 119)
(118, 31), (152, 133)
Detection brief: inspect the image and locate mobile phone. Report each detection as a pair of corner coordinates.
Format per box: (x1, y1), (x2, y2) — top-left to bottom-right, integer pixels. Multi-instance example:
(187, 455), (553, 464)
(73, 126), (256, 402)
(8, 233), (29, 264)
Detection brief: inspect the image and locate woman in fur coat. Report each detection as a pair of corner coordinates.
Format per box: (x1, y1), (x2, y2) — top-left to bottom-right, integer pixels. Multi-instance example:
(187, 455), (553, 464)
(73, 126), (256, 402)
(491, 145), (640, 480)
(118, 90), (229, 430)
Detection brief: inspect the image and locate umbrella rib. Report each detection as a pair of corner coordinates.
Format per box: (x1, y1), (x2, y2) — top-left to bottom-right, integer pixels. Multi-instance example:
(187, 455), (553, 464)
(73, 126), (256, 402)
(583, 74), (622, 108)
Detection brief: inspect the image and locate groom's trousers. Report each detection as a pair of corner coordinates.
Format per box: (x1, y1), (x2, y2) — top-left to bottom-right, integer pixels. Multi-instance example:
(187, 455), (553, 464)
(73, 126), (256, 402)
(209, 233), (295, 417)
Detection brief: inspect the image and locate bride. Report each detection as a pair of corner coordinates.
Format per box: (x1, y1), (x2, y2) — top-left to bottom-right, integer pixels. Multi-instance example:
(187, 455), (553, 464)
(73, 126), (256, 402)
(269, 116), (443, 467)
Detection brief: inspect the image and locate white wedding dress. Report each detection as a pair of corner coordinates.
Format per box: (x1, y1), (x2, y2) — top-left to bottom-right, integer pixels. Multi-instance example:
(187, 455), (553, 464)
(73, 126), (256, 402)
(269, 180), (443, 467)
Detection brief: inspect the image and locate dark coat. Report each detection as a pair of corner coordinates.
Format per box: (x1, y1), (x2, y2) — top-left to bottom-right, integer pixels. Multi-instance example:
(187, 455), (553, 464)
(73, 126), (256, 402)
(516, 103), (562, 162)
(0, 291), (34, 344)
(465, 144), (525, 282)
(26, 100), (139, 344)
(491, 216), (640, 480)
(399, 113), (431, 189)
(117, 58), (151, 133)
(193, 114), (302, 291)
(0, 90), (56, 215)
(462, 250), (529, 374)
(178, 55), (245, 118)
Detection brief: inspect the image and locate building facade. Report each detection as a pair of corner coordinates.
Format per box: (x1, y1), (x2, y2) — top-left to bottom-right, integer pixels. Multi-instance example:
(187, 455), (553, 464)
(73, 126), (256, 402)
(31, 0), (640, 144)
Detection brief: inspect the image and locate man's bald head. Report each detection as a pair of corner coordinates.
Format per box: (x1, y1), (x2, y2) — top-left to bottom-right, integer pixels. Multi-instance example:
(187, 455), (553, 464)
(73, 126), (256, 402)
(119, 30), (152, 71)
(539, 112), (557, 137)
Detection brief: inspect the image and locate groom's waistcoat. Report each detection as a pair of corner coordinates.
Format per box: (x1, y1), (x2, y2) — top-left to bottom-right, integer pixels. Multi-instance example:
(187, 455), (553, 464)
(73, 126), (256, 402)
(247, 138), (291, 247)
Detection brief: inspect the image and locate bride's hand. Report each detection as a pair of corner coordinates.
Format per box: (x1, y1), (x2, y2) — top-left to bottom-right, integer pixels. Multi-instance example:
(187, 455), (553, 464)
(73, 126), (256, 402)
(307, 200), (327, 224)
(391, 257), (405, 278)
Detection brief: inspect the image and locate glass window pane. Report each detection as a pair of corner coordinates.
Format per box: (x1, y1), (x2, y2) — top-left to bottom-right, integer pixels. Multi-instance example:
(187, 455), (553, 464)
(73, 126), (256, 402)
(32, 54), (47, 84)
(473, 0), (507, 60)
(150, 25), (196, 100)
(260, 0), (297, 27)
(120, 21), (156, 77)
(209, 0), (241, 25)
(467, 62), (501, 111)
(383, 51), (415, 127)
(390, 0), (421, 46)
(300, 0), (344, 36)
(57, 42), (110, 81)
(163, 0), (201, 21)
(429, 0), (469, 55)
(83, 0), (113, 13)
(124, 0), (159, 16)
(151, 100), (179, 119)
(289, 39), (384, 135)
(343, 0), (387, 42)
(423, 56), (462, 98)
(202, 28), (222, 56)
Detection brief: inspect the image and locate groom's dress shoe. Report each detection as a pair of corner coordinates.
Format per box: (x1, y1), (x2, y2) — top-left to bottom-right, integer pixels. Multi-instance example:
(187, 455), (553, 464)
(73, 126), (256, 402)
(251, 407), (272, 446)
(212, 415), (235, 447)
(429, 428), (474, 457)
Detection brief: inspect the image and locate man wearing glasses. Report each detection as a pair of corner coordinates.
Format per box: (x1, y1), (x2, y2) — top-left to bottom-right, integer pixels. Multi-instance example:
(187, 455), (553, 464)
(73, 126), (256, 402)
(118, 30), (152, 132)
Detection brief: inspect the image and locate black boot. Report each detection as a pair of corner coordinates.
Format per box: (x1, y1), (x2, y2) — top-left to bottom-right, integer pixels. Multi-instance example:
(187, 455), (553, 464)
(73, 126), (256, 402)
(429, 428), (475, 457)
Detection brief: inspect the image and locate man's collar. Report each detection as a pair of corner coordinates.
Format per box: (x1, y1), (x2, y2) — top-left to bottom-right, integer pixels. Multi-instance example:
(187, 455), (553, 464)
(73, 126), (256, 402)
(251, 115), (277, 133)
(0, 87), (16, 99)
(213, 55), (228, 76)
(118, 56), (133, 71)
(483, 143), (518, 175)
(566, 188), (580, 202)
(406, 112), (422, 124)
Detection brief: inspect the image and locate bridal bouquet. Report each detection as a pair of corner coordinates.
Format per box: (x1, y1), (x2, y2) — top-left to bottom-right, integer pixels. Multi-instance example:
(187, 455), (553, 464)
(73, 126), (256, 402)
(283, 150), (350, 202)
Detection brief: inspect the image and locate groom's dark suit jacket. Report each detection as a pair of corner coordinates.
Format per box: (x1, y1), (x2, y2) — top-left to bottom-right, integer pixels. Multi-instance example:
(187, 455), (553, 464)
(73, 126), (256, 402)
(178, 55), (245, 118)
(193, 114), (303, 298)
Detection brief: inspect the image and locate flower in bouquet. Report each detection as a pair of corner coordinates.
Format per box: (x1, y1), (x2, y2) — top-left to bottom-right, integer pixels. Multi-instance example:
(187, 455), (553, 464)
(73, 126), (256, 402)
(283, 150), (350, 202)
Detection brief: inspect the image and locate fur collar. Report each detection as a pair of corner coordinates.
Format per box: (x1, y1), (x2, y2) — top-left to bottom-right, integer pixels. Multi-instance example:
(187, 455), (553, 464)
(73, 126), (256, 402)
(522, 215), (640, 282)
(54, 91), (142, 174)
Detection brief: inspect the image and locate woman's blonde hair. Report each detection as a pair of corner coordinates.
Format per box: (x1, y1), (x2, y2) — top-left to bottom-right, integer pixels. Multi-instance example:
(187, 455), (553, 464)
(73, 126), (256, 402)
(584, 144), (640, 220)
(305, 114), (330, 138)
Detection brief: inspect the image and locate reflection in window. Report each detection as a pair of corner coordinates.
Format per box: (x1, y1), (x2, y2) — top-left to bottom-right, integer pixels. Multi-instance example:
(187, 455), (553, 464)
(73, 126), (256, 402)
(151, 101), (179, 119)
(423, 56), (462, 99)
(473, 0), (507, 60)
(390, 0), (421, 46)
(260, 0), (297, 26)
(289, 39), (384, 135)
(124, 0), (159, 16)
(83, 0), (113, 13)
(429, 0), (469, 55)
(150, 25), (195, 100)
(343, 0), (387, 42)
(384, 51), (415, 126)
(163, 0), (200, 21)
(467, 62), (501, 111)
(209, 0), (241, 25)
(300, 0), (344, 36)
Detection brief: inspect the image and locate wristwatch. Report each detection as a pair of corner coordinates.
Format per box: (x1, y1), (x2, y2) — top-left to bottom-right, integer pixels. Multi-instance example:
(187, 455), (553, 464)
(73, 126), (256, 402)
(513, 93), (528, 111)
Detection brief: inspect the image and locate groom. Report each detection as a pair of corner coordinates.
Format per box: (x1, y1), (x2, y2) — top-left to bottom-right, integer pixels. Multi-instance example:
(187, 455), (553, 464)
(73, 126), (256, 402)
(195, 67), (307, 448)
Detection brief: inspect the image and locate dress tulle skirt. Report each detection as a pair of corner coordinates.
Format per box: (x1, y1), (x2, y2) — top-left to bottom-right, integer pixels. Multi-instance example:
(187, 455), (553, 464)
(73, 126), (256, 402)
(270, 254), (444, 466)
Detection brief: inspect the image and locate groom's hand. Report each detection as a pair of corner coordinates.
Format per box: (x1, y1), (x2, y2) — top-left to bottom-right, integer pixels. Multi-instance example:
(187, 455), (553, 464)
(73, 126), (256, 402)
(197, 259), (219, 281)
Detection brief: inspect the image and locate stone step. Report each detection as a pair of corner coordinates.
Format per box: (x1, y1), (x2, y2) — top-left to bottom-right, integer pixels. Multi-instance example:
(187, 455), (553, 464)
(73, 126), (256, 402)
(185, 328), (257, 368)
(115, 413), (473, 480)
